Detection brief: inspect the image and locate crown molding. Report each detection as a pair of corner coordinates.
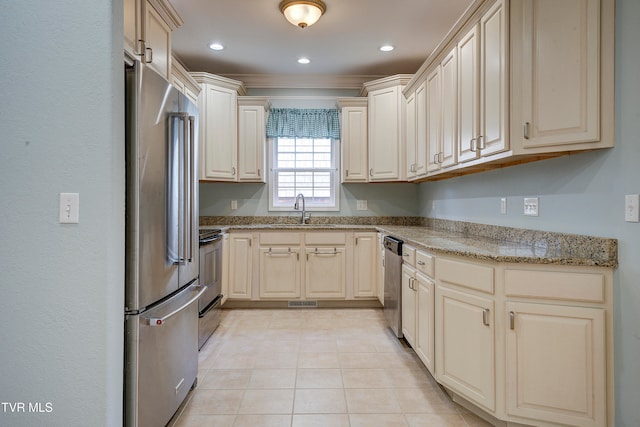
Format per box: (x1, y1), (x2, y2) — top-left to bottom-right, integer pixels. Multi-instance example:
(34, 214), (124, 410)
(359, 74), (414, 96)
(220, 74), (387, 90)
(190, 72), (247, 95)
(147, 0), (184, 30)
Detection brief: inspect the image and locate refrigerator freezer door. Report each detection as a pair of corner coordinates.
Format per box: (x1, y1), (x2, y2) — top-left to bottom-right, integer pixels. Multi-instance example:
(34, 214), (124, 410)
(125, 65), (188, 311)
(124, 282), (205, 427)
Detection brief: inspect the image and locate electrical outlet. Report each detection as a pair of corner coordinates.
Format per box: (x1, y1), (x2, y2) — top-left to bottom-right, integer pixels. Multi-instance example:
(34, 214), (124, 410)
(524, 197), (539, 216)
(356, 200), (368, 211)
(231, 200), (238, 210)
(500, 198), (507, 214)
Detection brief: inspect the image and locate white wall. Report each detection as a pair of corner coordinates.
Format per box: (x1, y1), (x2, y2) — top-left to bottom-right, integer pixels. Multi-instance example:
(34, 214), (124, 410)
(0, 1), (124, 426)
(418, 0), (640, 424)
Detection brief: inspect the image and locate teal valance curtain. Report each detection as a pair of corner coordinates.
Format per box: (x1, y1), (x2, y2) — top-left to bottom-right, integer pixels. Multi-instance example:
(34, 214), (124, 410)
(266, 108), (340, 139)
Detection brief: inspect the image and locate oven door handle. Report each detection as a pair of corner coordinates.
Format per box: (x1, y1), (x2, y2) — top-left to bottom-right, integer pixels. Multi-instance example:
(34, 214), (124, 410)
(199, 234), (223, 245)
(199, 294), (223, 318)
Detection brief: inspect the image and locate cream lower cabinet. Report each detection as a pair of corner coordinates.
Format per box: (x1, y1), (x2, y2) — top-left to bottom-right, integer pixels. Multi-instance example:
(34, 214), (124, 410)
(415, 272), (435, 376)
(259, 246), (301, 299)
(436, 285), (495, 413)
(305, 247), (346, 299)
(506, 302), (606, 427)
(401, 264), (417, 347)
(228, 233), (253, 299)
(353, 232), (378, 298)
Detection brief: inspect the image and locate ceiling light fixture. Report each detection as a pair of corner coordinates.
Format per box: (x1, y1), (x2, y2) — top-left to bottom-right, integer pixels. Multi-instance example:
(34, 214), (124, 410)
(379, 45), (395, 52)
(209, 43), (224, 51)
(279, 0), (326, 29)
(297, 57), (311, 64)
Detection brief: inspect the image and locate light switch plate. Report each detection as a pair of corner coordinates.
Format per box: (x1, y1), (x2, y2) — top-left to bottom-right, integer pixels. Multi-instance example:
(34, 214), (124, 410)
(59, 193), (79, 223)
(625, 194), (639, 222)
(524, 197), (539, 216)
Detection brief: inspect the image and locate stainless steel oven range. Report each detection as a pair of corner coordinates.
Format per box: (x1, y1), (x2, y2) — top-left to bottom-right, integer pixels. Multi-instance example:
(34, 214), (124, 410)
(198, 229), (223, 349)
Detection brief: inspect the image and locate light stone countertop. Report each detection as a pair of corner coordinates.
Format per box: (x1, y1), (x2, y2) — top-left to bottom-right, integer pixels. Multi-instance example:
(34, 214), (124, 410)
(200, 219), (617, 268)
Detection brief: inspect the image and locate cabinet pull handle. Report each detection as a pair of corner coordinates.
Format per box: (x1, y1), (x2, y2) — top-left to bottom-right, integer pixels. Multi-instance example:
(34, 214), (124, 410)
(312, 248), (339, 255)
(258, 168), (260, 176)
(231, 166), (236, 176)
(439, 152), (444, 164)
(433, 154), (439, 164)
(417, 260), (425, 266)
(478, 135), (485, 150)
(136, 39), (146, 57)
(145, 47), (153, 64)
(346, 169), (349, 177)
(470, 138), (477, 152)
(482, 308), (490, 326)
(369, 168), (373, 176)
(524, 122), (530, 140)
(509, 311), (515, 330)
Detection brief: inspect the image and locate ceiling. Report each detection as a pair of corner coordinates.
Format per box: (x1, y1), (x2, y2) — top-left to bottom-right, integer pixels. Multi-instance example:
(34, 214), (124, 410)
(170, 0), (474, 86)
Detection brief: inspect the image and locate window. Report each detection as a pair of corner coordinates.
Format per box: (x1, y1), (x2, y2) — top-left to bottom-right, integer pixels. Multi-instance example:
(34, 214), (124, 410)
(269, 137), (340, 211)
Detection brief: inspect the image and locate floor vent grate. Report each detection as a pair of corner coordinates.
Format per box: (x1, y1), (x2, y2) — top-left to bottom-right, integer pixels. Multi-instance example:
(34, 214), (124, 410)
(288, 300), (318, 308)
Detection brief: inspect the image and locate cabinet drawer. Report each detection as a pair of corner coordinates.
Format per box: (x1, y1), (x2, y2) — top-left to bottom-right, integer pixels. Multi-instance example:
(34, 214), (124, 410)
(504, 269), (605, 303)
(437, 257), (494, 294)
(260, 232), (301, 245)
(305, 232), (347, 245)
(416, 250), (435, 278)
(402, 245), (416, 267)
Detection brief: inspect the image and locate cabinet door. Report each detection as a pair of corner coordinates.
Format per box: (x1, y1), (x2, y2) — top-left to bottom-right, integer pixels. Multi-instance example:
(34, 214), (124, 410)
(506, 302), (606, 427)
(228, 234), (252, 299)
(426, 67), (442, 173)
(144, 3), (171, 80)
(199, 84), (238, 181)
(436, 286), (495, 412)
(238, 105), (266, 182)
(341, 106), (369, 182)
(124, 0), (143, 57)
(479, 0), (507, 156)
(369, 86), (401, 181)
(414, 81), (428, 177)
(401, 265), (417, 347)
(353, 233), (377, 298)
(405, 91), (417, 180)
(220, 234), (229, 305)
(259, 247), (300, 299)
(457, 24), (480, 163)
(512, 0), (600, 149)
(305, 247), (346, 299)
(440, 48), (458, 169)
(415, 273), (435, 376)
(377, 233), (385, 305)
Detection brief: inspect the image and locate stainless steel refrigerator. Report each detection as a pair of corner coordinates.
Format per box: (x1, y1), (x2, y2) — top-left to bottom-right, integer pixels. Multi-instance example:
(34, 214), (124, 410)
(124, 60), (205, 427)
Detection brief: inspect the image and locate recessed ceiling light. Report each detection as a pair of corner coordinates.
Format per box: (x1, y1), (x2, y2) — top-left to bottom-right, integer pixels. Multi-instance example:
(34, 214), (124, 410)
(209, 43), (224, 51)
(379, 45), (395, 52)
(297, 57), (311, 64)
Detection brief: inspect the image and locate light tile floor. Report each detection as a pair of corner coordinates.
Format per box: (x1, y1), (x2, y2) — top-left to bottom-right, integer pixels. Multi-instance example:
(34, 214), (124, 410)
(170, 308), (493, 427)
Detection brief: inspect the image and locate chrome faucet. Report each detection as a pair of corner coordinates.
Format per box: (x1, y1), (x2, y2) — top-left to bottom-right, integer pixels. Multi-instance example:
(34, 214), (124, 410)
(294, 193), (307, 224)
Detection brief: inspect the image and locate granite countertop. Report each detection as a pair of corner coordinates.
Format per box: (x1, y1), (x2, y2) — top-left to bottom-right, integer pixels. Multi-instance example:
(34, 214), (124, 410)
(200, 217), (617, 268)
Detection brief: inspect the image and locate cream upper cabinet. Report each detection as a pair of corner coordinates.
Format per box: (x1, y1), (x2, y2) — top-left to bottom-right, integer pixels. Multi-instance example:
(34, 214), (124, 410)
(363, 75), (412, 182)
(237, 97), (270, 183)
(353, 232), (378, 298)
(406, 81), (427, 180)
(458, 0), (507, 163)
(439, 48), (458, 170)
(337, 98), (368, 183)
(426, 67), (442, 173)
(192, 73), (246, 182)
(124, 0), (182, 80)
(228, 233), (253, 300)
(170, 57), (201, 105)
(510, 0), (614, 153)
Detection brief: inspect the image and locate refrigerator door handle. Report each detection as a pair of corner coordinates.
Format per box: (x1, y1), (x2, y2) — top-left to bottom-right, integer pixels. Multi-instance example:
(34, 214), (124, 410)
(187, 115), (196, 263)
(145, 285), (207, 326)
(168, 114), (186, 266)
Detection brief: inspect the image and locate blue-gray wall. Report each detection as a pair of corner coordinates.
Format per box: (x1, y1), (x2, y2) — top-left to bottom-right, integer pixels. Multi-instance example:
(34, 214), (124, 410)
(419, 1), (639, 424)
(0, 1), (124, 426)
(200, 182), (419, 217)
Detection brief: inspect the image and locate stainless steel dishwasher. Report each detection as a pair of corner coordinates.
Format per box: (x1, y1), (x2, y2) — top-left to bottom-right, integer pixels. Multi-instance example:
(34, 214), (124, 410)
(383, 235), (403, 338)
